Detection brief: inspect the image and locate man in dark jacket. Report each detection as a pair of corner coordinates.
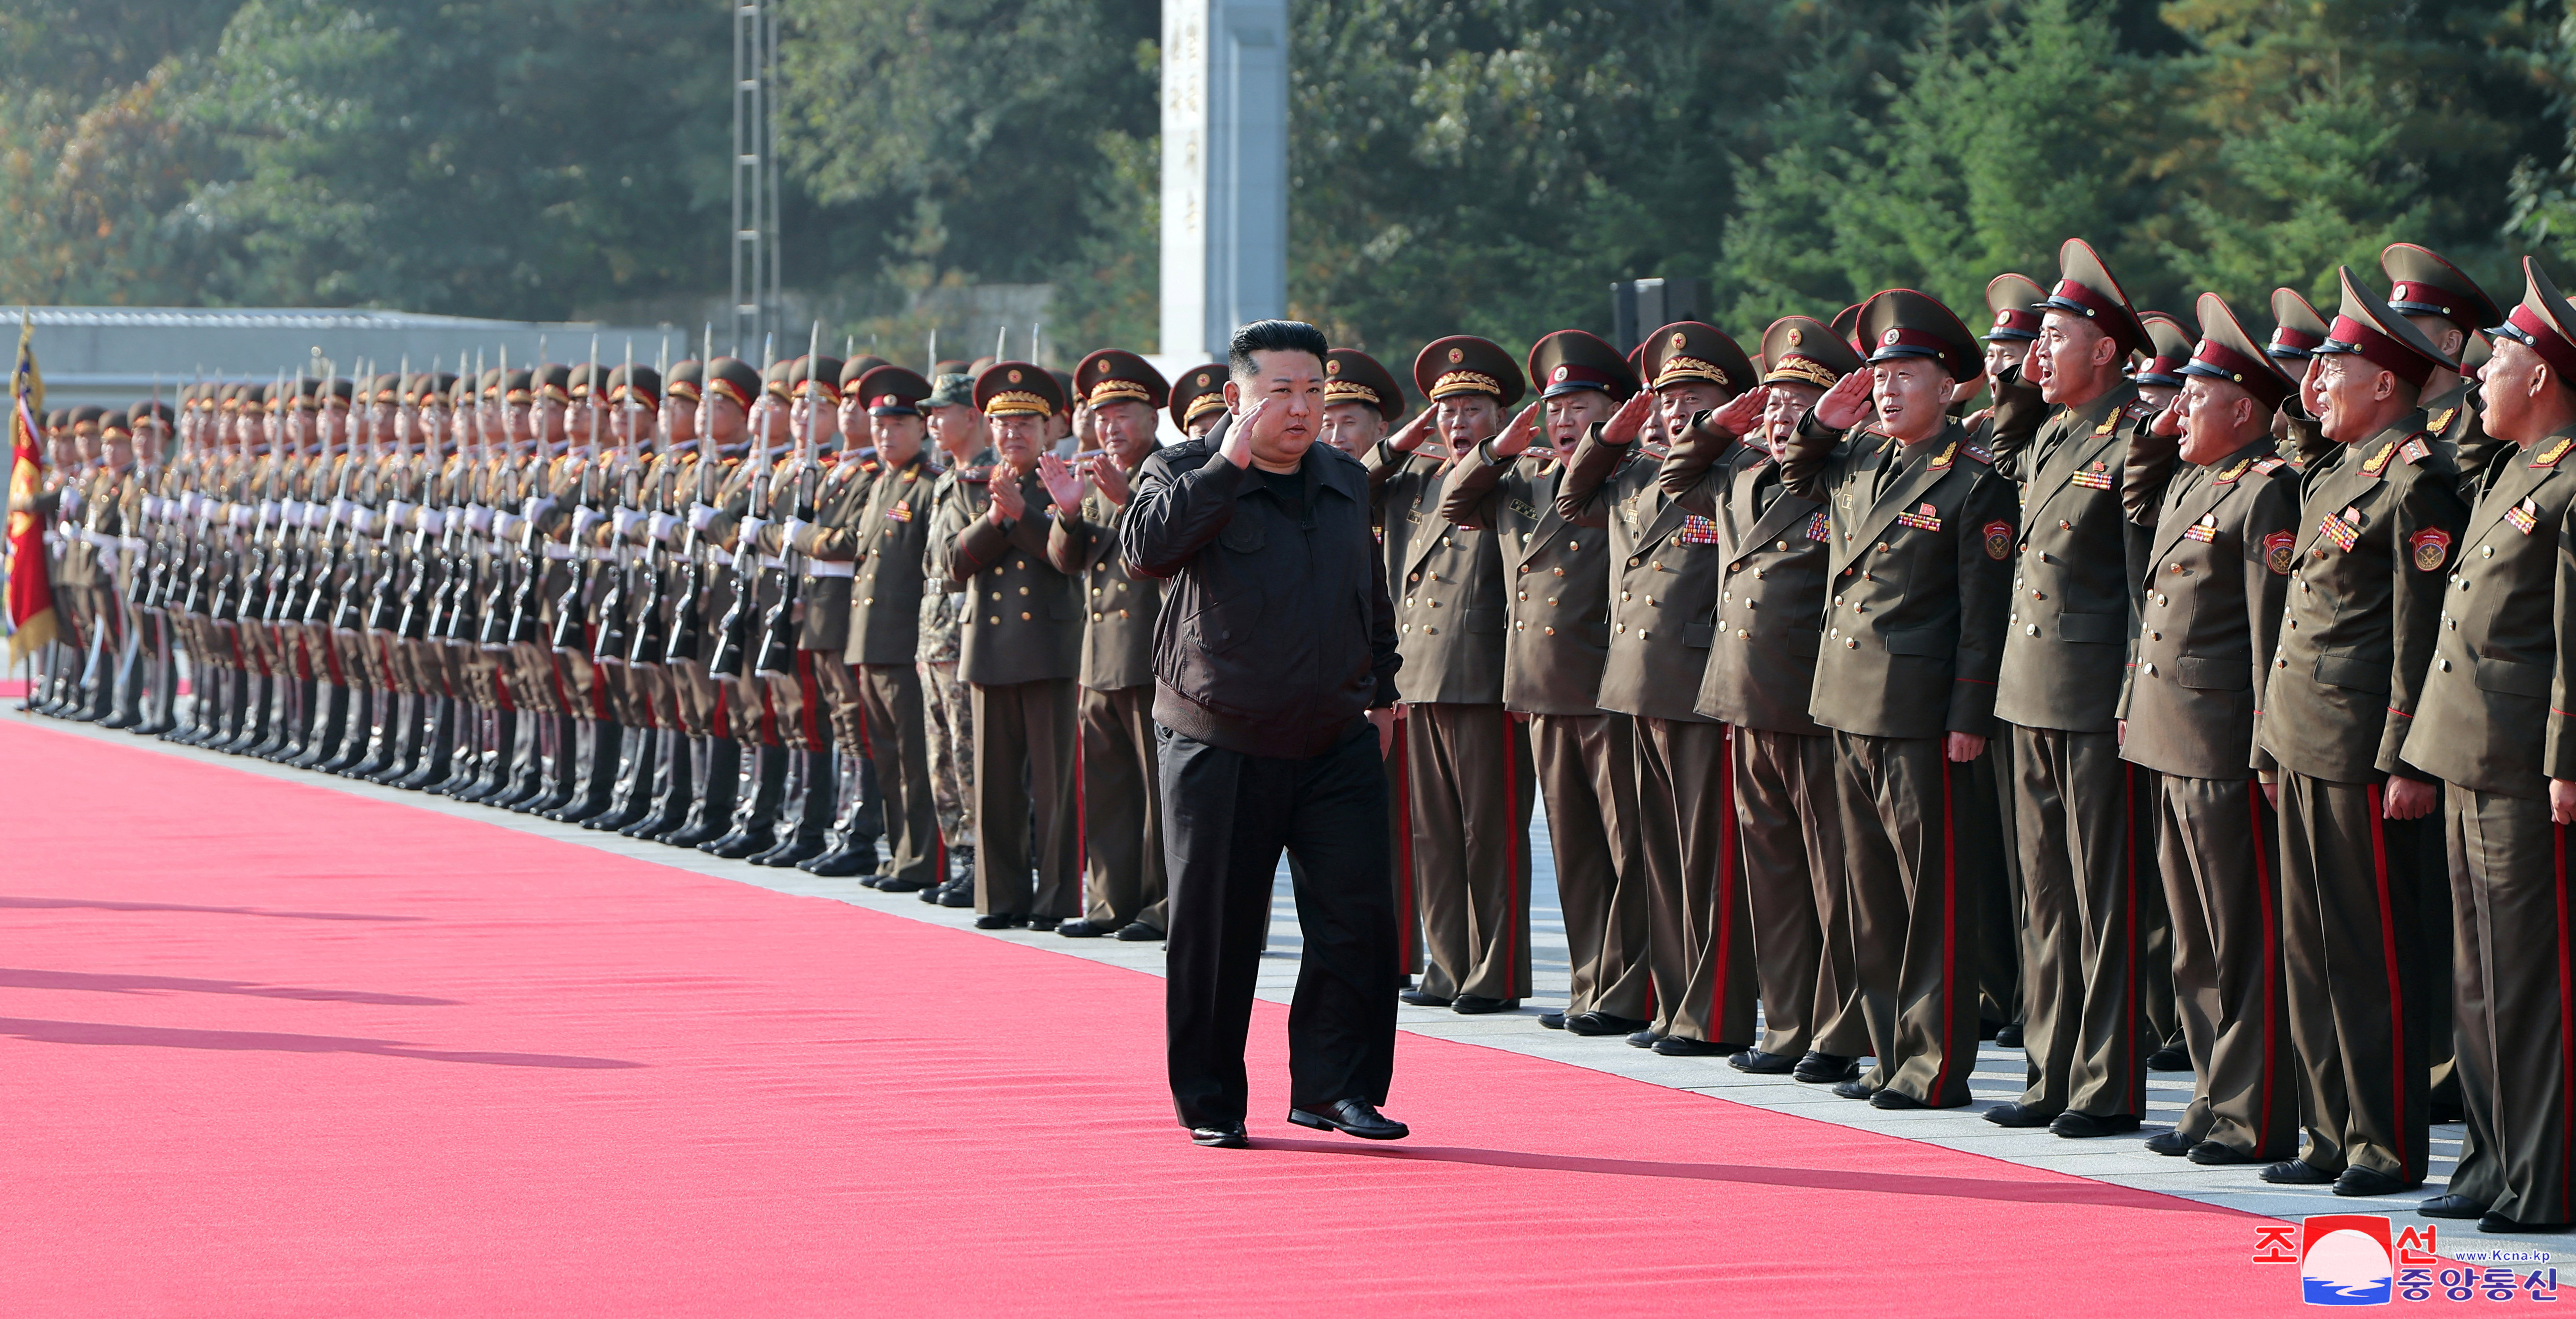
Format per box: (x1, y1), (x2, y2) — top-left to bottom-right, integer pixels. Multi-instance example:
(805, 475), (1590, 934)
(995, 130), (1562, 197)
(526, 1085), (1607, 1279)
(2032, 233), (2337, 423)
(1121, 319), (1406, 1150)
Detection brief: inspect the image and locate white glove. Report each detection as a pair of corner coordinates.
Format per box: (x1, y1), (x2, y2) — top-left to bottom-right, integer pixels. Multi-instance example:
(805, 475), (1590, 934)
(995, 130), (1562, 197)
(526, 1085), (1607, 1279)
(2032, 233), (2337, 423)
(611, 506), (644, 539)
(736, 515), (769, 544)
(329, 497), (359, 526)
(384, 500), (415, 530)
(302, 502), (328, 528)
(647, 511), (680, 544)
(782, 516), (813, 550)
(466, 504), (494, 533)
(141, 495), (163, 520)
(522, 494), (556, 521)
(686, 501), (719, 531)
(418, 509), (446, 534)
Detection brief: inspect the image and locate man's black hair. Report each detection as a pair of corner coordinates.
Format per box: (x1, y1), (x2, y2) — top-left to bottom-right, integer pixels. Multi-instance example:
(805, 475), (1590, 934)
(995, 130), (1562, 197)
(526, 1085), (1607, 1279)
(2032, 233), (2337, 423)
(1228, 319), (1331, 380)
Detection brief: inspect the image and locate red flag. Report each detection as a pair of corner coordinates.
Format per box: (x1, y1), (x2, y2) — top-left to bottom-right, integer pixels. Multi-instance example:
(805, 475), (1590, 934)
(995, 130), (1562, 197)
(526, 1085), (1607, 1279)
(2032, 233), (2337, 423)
(6, 316), (55, 663)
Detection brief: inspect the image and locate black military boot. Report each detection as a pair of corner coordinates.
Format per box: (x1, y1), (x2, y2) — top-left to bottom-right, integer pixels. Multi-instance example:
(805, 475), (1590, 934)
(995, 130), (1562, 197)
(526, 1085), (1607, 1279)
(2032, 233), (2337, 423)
(450, 707), (508, 799)
(701, 743), (786, 859)
(361, 691), (414, 782)
(751, 751), (835, 867)
(517, 714), (578, 814)
(552, 721), (623, 824)
(388, 695), (445, 787)
(291, 681), (345, 768)
(801, 755), (881, 877)
(620, 729), (687, 837)
(320, 685), (371, 774)
(491, 710), (551, 809)
(658, 735), (736, 847)
(223, 672), (269, 754)
(256, 674), (304, 760)
(585, 727), (654, 832)
(99, 640), (143, 730)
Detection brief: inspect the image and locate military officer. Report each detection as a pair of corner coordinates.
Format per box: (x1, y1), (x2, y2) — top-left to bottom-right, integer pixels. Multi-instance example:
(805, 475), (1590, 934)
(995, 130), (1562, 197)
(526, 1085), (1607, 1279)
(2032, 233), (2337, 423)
(1170, 365), (1231, 442)
(1556, 322), (1760, 1053)
(1983, 239), (2165, 1139)
(1318, 350), (1404, 459)
(915, 370), (991, 906)
(1371, 336), (1537, 1014)
(1975, 273), (2047, 1047)
(2118, 293), (2303, 1167)
(2405, 257), (2576, 1234)
(935, 362), (1084, 929)
(1781, 288), (2016, 1109)
(1436, 329), (1648, 1031)
(1662, 316), (1876, 1079)
(1041, 349), (1172, 940)
(2253, 267), (2469, 1196)
(2383, 243), (2505, 494)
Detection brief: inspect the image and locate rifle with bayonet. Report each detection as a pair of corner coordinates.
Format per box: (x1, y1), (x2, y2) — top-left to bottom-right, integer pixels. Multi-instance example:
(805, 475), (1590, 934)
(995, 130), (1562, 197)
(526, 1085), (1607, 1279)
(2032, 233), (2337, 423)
(754, 322), (822, 678)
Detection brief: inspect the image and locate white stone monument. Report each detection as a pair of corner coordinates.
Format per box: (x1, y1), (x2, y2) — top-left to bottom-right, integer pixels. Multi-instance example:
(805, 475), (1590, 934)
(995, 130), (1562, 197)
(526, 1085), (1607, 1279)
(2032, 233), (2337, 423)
(1158, 0), (1289, 371)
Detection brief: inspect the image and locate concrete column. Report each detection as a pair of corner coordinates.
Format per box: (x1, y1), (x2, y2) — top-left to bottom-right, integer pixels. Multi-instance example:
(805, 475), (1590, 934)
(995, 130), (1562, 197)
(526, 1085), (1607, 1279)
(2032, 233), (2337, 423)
(1159, 0), (1288, 365)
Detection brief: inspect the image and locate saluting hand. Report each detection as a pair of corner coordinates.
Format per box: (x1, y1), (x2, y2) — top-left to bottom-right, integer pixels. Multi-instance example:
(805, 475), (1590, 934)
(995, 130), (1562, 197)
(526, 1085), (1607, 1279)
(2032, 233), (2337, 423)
(1217, 398), (1271, 470)
(1812, 368), (1875, 431)
(1387, 405), (1439, 455)
(1491, 402), (1544, 458)
(1601, 388), (1656, 447)
(1037, 451), (1084, 511)
(2148, 393), (2184, 439)
(1707, 385), (1771, 440)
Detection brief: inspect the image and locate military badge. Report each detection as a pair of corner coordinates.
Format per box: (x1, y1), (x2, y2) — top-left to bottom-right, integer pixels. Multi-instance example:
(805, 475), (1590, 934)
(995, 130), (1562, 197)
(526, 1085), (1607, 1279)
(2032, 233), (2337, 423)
(2253, 457), (2287, 475)
(2214, 458), (2252, 484)
(2410, 526), (2452, 571)
(2092, 415), (2120, 437)
(885, 498), (913, 523)
(1805, 511), (1831, 542)
(2361, 442), (2396, 477)
(1895, 502), (1942, 532)
(2183, 513), (2219, 543)
(2537, 437), (2575, 468)
(2071, 460), (2113, 490)
(1676, 514), (1723, 546)
(2398, 436), (2431, 466)
(2262, 530), (2296, 574)
(1929, 440), (1960, 470)
(2507, 499), (2539, 536)
(1982, 520), (2012, 560)
(2318, 506), (2362, 553)
(1962, 442), (1994, 464)
(2429, 408), (2457, 434)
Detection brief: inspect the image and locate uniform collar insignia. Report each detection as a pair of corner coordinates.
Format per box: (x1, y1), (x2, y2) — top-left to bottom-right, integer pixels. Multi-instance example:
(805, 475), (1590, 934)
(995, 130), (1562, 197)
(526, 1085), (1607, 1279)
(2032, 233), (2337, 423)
(2213, 458), (2252, 484)
(2361, 441), (2397, 477)
(2535, 436), (2576, 469)
(2430, 407), (2458, 434)
(1929, 439), (1959, 470)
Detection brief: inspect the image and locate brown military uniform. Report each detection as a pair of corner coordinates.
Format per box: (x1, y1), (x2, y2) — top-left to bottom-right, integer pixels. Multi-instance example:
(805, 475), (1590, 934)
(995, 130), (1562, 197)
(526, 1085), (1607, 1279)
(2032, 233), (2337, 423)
(1049, 481), (1169, 932)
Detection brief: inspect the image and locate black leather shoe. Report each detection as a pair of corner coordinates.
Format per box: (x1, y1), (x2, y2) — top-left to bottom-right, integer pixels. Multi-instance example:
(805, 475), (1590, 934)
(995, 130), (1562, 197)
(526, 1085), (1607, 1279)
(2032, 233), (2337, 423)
(935, 881), (975, 909)
(2333, 1166), (2418, 1197)
(1055, 919), (1117, 938)
(1983, 1102), (2056, 1128)
(1728, 1049), (1799, 1074)
(795, 849), (874, 878)
(2145, 1130), (2192, 1157)
(1021, 917), (1059, 933)
(877, 875), (936, 895)
(1190, 1123), (1248, 1149)
(2188, 1141), (2257, 1166)
(972, 913), (1020, 930)
(1398, 989), (1452, 1008)
(1538, 1011), (1567, 1030)
(1113, 922), (1164, 942)
(1869, 1088), (1928, 1110)
(1793, 1052), (1860, 1084)
(1652, 1036), (1728, 1057)
(1566, 1012), (1650, 1037)
(1626, 1030), (1665, 1049)
(2261, 1160), (2337, 1186)
(1979, 1018), (2004, 1041)
(1287, 1098), (1408, 1141)
(2051, 1111), (2142, 1138)
(2481, 1212), (2573, 1234)
(1994, 1022), (2024, 1048)
(1452, 995), (1517, 1015)
(2146, 1045), (2190, 1072)
(1830, 1079), (1876, 1101)
(2418, 1194), (2489, 1220)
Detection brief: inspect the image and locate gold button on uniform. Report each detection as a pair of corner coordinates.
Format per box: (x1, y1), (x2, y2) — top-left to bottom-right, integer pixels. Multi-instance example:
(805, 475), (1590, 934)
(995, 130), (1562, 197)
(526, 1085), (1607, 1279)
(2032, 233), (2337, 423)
(1020, 611), (1031, 620)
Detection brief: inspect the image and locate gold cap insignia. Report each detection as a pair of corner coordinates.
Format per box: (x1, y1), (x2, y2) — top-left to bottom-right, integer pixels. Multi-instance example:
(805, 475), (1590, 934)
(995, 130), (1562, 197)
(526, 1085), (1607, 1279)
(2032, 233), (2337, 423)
(1669, 332), (1687, 351)
(1006, 368), (1023, 383)
(1447, 347), (1464, 364)
(1553, 365), (1569, 382)
(1787, 329), (1804, 347)
(1326, 360), (1341, 375)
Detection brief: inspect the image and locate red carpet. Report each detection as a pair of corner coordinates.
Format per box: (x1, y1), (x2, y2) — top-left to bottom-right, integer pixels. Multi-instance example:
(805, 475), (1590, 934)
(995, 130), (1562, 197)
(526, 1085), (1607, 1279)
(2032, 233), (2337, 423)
(0, 718), (2316, 1316)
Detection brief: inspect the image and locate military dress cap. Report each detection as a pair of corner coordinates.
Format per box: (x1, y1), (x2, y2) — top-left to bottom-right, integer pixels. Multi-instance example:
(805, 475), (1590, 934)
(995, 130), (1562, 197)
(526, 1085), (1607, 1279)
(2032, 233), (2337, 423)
(2041, 237), (2148, 353)
(99, 410), (131, 440)
(837, 355), (891, 391)
(607, 364), (660, 410)
(1830, 303), (1865, 353)
(1856, 288), (1981, 378)
(323, 377), (355, 408)
(854, 364), (933, 416)
(1074, 349), (1171, 410)
(2313, 265), (2453, 388)
(2487, 255), (2576, 382)
(1167, 362), (1230, 431)
(1322, 348), (1406, 422)
(531, 364), (572, 404)
(925, 372), (976, 411)
(2135, 312), (2193, 387)
(1048, 368), (1076, 403)
(967, 355), (998, 377)
(448, 374), (476, 408)
(407, 372), (460, 405)
(131, 399), (174, 428)
(2181, 291), (2297, 412)
(762, 357), (794, 399)
(665, 359), (704, 403)
(2267, 288), (2330, 363)
(1636, 322), (1753, 395)
(1982, 273), (2048, 342)
(288, 378), (324, 412)
(2382, 242), (2502, 339)
(1413, 335), (1528, 407)
(702, 358), (762, 410)
(1527, 329), (1638, 400)
(974, 360), (1064, 417)
(785, 355), (846, 404)
(370, 372), (402, 405)
(565, 362), (611, 401)
(1759, 316), (1865, 389)
(69, 404), (104, 432)
(933, 358), (972, 378)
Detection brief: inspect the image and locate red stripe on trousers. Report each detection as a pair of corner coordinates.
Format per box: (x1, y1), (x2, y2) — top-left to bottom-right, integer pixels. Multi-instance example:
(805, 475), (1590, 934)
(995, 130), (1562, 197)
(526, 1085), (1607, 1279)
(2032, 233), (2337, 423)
(793, 651), (821, 748)
(1710, 727), (1739, 1035)
(2251, 778), (2280, 1149)
(2123, 762), (2139, 1110)
(2364, 783), (2409, 1170)
(1502, 709), (1521, 998)
(2557, 821), (2573, 1210)
(1394, 724), (1414, 974)
(1930, 754), (1959, 1102)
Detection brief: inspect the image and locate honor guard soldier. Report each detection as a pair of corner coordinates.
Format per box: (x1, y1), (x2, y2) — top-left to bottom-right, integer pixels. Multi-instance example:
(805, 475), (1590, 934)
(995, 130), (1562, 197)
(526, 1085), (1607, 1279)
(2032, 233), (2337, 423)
(1044, 349), (1173, 941)
(934, 362), (1084, 929)
(2118, 293), (2303, 1167)
(804, 363), (944, 887)
(663, 357), (762, 848)
(2253, 266), (2470, 1196)
(1436, 329), (1649, 1032)
(1781, 288), (2016, 1109)
(1660, 316), (1876, 1080)
(2383, 243), (2505, 494)
(1557, 321), (1760, 1053)
(1170, 365), (1231, 442)
(2405, 257), (2576, 1235)
(772, 353), (885, 874)
(1373, 336), (1537, 1014)
(1983, 238), (2165, 1139)
(743, 353), (846, 868)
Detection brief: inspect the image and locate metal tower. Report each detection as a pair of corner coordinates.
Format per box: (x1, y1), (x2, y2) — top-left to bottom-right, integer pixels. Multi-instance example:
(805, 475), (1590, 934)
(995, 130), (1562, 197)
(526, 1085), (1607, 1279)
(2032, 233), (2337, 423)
(730, 1), (781, 358)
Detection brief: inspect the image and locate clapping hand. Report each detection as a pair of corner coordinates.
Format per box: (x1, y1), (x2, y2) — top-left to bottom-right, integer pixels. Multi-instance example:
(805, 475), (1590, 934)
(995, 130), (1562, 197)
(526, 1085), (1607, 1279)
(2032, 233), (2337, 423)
(1037, 451), (1084, 510)
(988, 465), (1026, 522)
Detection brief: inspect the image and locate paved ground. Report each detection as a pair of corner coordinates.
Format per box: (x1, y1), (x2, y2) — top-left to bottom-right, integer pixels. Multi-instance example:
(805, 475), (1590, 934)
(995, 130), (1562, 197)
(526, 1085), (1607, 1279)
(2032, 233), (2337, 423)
(29, 708), (2553, 1263)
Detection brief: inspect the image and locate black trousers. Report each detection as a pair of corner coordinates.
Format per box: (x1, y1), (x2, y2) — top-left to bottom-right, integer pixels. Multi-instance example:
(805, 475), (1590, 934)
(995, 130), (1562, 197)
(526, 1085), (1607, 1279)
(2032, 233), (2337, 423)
(1162, 717), (1398, 1130)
